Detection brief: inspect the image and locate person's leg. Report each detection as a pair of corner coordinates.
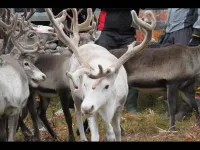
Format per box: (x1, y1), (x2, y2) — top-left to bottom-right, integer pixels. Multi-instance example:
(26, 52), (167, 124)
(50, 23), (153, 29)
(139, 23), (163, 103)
(160, 33), (174, 47)
(174, 26), (193, 46)
(117, 34), (138, 114)
(125, 86), (139, 114)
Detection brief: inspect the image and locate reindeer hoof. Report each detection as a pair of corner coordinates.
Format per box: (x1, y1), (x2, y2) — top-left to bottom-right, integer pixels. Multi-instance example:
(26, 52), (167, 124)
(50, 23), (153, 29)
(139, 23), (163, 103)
(52, 136), (64, 142)
(79, 139), (89, 142)
(68, 135), (76, 142)
(22, 130), (33, 138)
(25, 136), (41, 142)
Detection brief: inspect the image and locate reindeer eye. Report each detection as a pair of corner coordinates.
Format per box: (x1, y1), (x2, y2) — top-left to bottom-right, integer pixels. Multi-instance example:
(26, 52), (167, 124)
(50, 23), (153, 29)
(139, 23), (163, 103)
(28, 33), (36, 38)
(104, 85), (109, 89)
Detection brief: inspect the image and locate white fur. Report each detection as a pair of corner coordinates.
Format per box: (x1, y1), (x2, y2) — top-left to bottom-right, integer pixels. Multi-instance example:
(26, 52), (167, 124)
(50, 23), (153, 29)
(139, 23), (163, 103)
(68, 43), (128, 141)
(0, 65), (29, 116)
(0, 56), (46, 141)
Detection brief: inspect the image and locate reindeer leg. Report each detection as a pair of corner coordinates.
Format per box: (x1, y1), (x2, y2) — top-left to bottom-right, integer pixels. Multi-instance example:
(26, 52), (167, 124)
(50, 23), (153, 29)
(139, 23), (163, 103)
(17, 106), (33, 138)
(18, 116), (33, 138)
(112, 99), (126, 141)
(179, 83), (200, 122)
(8, 113), (19, 141)
(0, 117), (7, 141)
(78, 119), (125, 137)
(38, 97), (60, 140)
(27, 90), (41, 141)
(76, 118), (90, 136)
(166, 84), (178, 131)
(112, 109), (122, 141)
(87, 114), (100, 141)
(100, 114), (115, 141)
(58, 89), (75, 141)
(74, 101), (88, 141)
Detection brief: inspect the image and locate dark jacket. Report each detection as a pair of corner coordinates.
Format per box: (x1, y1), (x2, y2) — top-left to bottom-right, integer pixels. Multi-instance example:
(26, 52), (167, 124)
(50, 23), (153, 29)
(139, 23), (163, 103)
(97, 8), (142, 35)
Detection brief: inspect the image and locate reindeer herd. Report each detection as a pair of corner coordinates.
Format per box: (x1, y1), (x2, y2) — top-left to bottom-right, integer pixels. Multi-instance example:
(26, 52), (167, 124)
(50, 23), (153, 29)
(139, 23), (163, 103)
(0, 8), (200, 142)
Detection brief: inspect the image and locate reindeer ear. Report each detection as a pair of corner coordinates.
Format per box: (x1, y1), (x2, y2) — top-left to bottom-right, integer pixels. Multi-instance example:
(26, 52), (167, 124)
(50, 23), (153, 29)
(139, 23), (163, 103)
(10, 48), (21, 60)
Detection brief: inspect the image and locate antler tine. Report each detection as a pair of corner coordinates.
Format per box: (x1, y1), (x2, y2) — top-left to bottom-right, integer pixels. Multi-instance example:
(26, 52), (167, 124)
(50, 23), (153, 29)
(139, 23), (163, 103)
(0, 15), (13, 29)
(77, 8), (96, 32)
(6, 8), (11, 24)
(12, 17), (29, 41)
(54, 8), (70, 18)
(2, 9), (6, 22)
(0, 8), (5, 17)
(88, 10), (156, 79)
(0, 12), (18, 55)
(22, 8), (27, 19)
(54, 9), (73, 35)
(45, 8), (93, 70)
(10, 16), (42, 54)
(64, 22), (73, 35)
(77, 8), (83, 14)
(110, 10), (156, 72)
(69, 8), (96, 46)
(25, 8), (36, 21)
(21, 8), (36, 21)
(88, 65), (110, 79)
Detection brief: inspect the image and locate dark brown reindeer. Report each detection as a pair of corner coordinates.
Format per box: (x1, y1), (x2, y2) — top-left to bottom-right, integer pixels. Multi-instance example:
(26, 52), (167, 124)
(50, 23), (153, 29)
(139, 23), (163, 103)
(110, 44), (200, 131)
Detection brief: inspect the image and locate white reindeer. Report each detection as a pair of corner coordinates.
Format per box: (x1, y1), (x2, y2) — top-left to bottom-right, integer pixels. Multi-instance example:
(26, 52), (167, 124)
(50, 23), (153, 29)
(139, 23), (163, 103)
(46, 8), (156, 141)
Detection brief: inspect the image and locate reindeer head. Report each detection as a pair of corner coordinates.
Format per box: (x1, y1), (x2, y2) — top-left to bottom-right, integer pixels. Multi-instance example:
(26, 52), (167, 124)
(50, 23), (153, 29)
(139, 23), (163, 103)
(19, 53), (46, 87)
(46, 8), (156, 116)
(0, 8), (46, 88)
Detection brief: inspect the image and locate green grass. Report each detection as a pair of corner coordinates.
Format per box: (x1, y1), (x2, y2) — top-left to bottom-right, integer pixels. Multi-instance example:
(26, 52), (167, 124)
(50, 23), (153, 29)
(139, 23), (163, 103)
(15, 92), (200, 142)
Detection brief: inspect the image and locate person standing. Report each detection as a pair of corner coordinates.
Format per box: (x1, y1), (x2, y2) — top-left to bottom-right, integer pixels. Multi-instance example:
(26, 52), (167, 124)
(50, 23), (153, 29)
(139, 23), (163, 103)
(94, 8), (145, 115)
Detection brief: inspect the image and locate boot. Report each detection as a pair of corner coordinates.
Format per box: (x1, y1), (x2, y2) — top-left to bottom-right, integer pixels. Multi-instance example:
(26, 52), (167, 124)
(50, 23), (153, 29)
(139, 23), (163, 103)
(125, 86), (138, 114)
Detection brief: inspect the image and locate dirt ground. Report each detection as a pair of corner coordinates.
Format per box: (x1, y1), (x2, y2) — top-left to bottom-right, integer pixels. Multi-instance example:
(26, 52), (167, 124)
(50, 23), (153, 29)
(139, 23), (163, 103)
(15, 92), (200, 142)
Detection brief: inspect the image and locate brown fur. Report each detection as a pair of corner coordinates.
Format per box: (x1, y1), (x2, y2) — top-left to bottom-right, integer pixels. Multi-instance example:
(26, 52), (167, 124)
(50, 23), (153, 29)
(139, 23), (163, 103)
(110, 44), (200, 88)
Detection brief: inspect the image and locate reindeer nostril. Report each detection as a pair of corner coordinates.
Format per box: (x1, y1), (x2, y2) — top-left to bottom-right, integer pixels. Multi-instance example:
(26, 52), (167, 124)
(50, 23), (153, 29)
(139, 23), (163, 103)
(90, 105), (94, 112)
(42, 75), (46, 80)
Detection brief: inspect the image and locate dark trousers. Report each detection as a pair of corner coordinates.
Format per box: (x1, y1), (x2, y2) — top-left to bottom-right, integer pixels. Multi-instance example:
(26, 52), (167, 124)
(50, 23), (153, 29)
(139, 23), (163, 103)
(95, 30), (136, 50)
(95, 30), (138, 113)
(161, 26), (193, 47)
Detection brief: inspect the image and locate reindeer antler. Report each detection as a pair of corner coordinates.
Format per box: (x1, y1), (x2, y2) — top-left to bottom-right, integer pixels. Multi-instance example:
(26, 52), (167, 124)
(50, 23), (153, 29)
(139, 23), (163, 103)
(11, 17), (42, 54)
(54, 8), (84, 36)
(45, 8), (93, 70)
(0, 9), (18, 55)
(46, 8), (155, 80)
(22, 8), (36, 21)
(88, 10), (156, 79)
